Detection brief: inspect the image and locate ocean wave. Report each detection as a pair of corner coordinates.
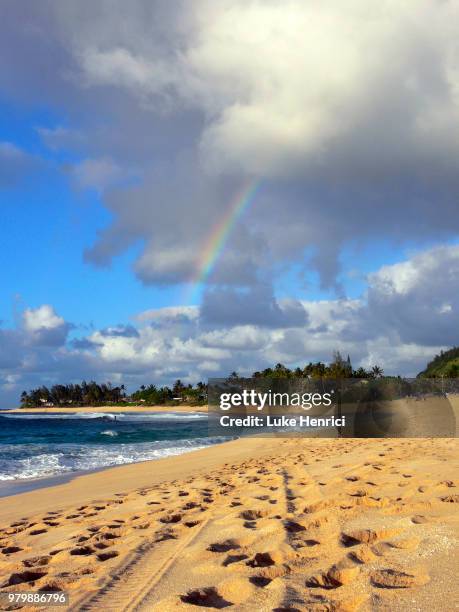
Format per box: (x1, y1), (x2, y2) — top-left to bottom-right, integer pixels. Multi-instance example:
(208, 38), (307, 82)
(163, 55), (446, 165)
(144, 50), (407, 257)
(0, 411), (207, 422)
(0, 437), (229, 481)
(0, 452), (66, 481)
(100, 430), (118, 437)
(0, 412), (116, 420)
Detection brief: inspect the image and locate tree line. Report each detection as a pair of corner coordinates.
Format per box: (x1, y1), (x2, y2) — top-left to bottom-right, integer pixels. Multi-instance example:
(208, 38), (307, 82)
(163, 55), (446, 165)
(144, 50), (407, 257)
(20, 379), (208, 408)
(250, 352), (383, 380)
(20, 352), (384, 407)
(20, 381), (128, 408)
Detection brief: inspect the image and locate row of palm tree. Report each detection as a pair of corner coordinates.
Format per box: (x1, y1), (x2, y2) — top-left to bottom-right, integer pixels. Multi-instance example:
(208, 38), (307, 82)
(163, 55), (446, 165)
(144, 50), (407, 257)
(248, 352), (383, 380)
(20, 353), (384, 407)
(20, 381), (127, 407)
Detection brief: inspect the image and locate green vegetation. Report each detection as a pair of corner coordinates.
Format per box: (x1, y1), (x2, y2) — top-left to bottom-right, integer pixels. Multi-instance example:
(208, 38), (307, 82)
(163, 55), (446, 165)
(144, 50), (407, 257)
(20, 381), (128, 408)
(131, 380), (207, 406)
(417, 347), (459, 378)
(251, 352), (383, 380)
(19, 352), (384, 408)
(20, 379), (207, 408)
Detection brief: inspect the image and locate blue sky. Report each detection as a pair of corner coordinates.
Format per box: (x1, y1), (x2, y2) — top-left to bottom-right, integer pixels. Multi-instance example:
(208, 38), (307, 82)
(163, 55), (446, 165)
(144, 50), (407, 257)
(0, 96), (185, 329)
(0, 91), (404, 329)
(1, 1), (459, 406)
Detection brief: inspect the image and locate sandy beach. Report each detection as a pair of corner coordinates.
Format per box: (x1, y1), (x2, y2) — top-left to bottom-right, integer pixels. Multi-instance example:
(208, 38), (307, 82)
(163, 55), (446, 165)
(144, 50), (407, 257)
(3, 405), (207, 414)
(0, 437), (458, 611)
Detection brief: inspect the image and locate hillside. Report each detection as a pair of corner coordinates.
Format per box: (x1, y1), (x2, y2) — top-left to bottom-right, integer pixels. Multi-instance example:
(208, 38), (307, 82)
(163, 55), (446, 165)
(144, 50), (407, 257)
(418, 347), (459, 377)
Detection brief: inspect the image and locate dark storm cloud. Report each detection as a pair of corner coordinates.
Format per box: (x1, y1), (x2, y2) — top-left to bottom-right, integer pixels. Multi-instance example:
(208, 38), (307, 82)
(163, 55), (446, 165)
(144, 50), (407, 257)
(2, 1), (459, 293)
(200, 284), (308, 328)
(2, 2), (459, 407)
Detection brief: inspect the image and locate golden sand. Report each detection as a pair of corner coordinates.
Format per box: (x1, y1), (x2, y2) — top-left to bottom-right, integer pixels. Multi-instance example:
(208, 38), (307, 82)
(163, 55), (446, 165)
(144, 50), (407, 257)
(0, 437), (458, 611)
(4, 404), (208, 414)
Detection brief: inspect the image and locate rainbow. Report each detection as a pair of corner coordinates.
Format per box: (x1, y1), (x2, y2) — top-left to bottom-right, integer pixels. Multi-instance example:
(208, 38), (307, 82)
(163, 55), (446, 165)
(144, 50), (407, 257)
(185, 177), (260, 303)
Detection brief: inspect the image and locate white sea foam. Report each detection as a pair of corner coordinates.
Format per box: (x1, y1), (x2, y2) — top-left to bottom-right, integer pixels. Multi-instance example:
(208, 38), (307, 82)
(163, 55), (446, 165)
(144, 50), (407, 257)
(0, 411), (207, 422)
(0, 452), (66, 481)
(0, 437), (228, 481)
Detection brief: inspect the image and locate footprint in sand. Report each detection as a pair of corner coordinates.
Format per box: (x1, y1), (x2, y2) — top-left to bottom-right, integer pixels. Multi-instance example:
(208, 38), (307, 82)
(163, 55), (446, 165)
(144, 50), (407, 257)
(4, 570), (48, 587)
(306, 561), (360, 588)
(370, 567), (429, 588)
(159, 513), (182, 524)
(348, 545), (377, 564)
(70, 545), (95, 556)
(29, 528), (48, 536)
(440, 494), (459, 503)
(22, 556), (51, 568)
(240, 508), (269, 521)
(2, 546), (23, 555)
(208, 540), (241, 553)
(411, 515), (432, 524)
(388, 537), (420, 551)
(181, 585), (231, 607)
(247, 550), (284, 568)
(222, 553), (249, 566)
(341, 527), (401, 546)
(97, 550), (119, 561)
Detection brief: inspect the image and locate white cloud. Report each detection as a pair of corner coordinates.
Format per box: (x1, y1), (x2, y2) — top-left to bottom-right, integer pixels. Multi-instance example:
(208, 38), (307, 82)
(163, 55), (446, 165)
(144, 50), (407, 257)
(23, 305), (65, 332)
(369, 246), (459, 295)
(68, 1), (459, 178)
(200, 326), (268, 351)
(21, 305), (70, 348)
(345, 244), (459, 347)
(2, 242), (459, 406)
(2, 4), (459, 408)
(438, 303), (452, 315)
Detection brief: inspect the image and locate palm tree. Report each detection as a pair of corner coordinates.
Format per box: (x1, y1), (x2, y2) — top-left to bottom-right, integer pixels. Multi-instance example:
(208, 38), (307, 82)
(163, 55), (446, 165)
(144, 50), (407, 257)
(371, 365), (384, 378)
(173, 379), (185, 397)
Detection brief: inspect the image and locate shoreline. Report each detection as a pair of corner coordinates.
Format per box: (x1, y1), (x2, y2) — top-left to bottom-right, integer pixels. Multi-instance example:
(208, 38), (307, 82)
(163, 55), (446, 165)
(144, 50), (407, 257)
(0, 438), (230, 500)
(1, 404), (208, 414)
(0, 469), (104, 500)
(0, 437), (457, 610)
(0, 436), (265, 522)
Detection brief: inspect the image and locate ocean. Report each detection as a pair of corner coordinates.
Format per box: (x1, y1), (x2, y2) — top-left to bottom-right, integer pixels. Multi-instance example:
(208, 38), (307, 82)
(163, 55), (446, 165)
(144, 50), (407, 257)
(0, 411), (225, 483)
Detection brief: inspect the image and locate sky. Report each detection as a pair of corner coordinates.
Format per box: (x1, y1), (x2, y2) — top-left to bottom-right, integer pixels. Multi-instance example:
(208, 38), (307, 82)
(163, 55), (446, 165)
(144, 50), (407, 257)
(1, 0), (459, 407)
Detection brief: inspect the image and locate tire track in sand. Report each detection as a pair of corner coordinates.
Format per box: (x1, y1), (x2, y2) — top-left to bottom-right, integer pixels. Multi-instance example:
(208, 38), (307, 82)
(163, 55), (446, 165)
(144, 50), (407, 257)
(70, 517), (210, 612)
